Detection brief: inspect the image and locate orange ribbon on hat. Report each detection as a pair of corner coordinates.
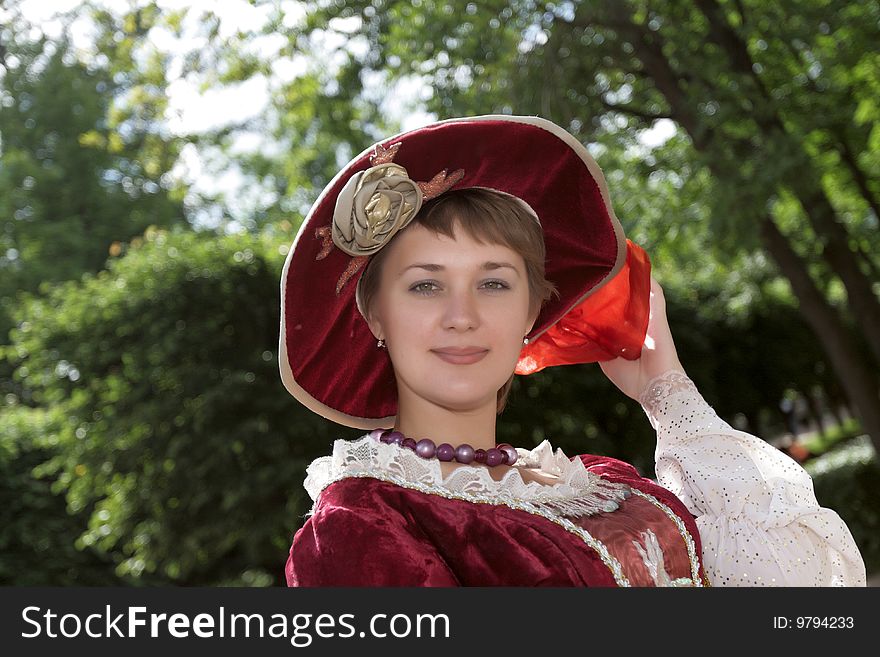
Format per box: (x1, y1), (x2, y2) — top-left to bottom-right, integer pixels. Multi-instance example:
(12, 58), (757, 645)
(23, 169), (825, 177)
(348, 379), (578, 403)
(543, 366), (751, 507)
(516, 239), (652, 374)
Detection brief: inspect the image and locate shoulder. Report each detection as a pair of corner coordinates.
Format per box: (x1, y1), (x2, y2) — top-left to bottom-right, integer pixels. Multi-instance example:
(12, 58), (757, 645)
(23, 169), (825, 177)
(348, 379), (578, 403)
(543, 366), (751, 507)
(287, 475), (458, 586)
(574, 453), (643, 480)
(301, 477), (398, 541)
(315, 474), (409, 513)
(301, 475), (433, 548)
(574, 452), (698, 522)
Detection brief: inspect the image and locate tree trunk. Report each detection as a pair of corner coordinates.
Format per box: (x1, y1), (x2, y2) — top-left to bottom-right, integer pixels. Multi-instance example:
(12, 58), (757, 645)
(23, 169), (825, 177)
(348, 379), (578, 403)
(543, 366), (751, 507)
(826, 399), (844, 427)
(804, 390), (826, 438)
(779, 170), (880, 366)
(760, 217), (880, 455)
(837, 136), (880, 232)
(693, 0), (880, 366)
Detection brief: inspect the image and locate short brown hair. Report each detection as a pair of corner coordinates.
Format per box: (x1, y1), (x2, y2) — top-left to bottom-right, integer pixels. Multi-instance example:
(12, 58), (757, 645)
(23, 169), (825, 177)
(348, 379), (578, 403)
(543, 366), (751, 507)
(358, 187), (559, 414)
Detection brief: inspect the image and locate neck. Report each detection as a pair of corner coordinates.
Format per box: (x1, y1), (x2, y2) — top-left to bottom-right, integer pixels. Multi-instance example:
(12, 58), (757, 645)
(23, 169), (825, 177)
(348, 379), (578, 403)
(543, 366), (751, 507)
(394, 386), (498, 452)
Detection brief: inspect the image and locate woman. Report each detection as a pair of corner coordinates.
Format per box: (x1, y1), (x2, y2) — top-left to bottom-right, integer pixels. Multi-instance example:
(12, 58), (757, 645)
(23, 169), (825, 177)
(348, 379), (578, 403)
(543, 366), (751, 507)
(278, 115), (866, 586)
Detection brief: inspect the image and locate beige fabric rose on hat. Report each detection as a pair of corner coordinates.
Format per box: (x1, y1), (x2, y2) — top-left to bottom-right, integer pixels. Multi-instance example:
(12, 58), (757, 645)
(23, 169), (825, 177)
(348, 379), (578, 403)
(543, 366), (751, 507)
(331, 162), (424, 257)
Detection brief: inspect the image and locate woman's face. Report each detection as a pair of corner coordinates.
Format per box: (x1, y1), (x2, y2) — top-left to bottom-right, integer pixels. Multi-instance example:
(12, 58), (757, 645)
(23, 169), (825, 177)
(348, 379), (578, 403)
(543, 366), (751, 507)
(368, 220), (538, 412)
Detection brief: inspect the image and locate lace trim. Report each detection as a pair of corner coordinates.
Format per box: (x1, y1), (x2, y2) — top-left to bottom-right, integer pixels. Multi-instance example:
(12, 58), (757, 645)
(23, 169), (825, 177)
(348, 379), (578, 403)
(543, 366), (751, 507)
(638, 369), (698, 428)
(303, 434), (633, 520)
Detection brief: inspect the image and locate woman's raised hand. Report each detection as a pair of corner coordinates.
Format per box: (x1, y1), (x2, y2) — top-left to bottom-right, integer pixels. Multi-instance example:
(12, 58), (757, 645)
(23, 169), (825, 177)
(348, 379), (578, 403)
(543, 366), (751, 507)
(598, 277), (686, 401)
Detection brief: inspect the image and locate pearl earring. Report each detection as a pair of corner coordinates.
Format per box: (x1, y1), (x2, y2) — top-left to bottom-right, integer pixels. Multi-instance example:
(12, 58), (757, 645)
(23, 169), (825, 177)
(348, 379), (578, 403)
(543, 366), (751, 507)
(523, 337), (530, 345)
(377, 339), (385, 349)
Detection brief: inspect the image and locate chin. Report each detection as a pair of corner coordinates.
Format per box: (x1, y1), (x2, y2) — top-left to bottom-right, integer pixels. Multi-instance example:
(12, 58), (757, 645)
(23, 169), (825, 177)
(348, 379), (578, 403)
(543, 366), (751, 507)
(432, 396), (496, 413)
(426, 383), (503, 410)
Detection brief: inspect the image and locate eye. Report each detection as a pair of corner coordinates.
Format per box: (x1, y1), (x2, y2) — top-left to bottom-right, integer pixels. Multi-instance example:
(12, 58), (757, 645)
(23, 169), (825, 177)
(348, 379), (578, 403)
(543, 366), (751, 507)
(408, 280), (511, 296)
(410, 281), (439, 295)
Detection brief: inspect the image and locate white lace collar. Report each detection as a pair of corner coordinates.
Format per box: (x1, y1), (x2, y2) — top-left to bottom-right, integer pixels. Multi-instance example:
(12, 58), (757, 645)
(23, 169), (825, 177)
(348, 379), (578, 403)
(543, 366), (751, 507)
(302, 433), (632, 518)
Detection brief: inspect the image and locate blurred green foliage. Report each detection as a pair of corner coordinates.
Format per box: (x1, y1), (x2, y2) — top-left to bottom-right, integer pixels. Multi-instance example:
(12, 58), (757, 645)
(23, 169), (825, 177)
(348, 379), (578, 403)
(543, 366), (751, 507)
(0, 23), (186, 342)
(1, 227), (349, 585)
(1, 405), (132, 585)
(806, 438), (880, 575)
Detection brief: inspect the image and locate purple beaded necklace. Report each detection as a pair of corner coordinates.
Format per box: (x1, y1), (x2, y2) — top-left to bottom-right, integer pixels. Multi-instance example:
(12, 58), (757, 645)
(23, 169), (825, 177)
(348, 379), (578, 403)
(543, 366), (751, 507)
(371, 429), (518, 467)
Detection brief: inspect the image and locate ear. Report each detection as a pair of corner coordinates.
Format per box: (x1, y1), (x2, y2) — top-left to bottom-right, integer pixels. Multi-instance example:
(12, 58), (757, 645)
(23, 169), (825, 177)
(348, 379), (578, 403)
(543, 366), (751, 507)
(526, 305), (540, 336)
(367, 313), (384, 342)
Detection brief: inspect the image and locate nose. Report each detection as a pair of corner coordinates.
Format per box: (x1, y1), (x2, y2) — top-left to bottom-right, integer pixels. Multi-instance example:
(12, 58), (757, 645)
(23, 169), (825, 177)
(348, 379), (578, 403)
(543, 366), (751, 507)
(442, 286), (481, 332)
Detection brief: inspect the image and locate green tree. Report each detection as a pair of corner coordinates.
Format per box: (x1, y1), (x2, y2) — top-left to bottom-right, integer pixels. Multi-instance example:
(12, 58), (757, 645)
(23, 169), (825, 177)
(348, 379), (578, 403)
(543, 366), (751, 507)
(0, 1), (192, 584)
(0, 8), (194, 525)
(0, 405), (134, 585)
(0, 12), (187, 342)
(2, 227), (334, 585)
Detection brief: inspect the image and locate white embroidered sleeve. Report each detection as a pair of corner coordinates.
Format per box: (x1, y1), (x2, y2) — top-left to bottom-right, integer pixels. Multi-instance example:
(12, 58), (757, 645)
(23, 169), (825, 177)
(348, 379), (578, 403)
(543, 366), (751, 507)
(639, 369), (867, 587)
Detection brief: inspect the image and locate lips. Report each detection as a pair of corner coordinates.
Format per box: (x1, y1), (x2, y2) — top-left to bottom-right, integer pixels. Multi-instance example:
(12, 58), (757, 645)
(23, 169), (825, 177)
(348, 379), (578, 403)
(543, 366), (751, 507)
(432, 349), (489, 365)
(433, 347), (488, 355)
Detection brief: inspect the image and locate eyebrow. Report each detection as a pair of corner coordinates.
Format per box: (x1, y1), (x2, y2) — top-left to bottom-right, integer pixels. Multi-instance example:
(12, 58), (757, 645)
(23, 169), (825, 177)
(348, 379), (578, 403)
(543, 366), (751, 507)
(399, 262), (521, 277)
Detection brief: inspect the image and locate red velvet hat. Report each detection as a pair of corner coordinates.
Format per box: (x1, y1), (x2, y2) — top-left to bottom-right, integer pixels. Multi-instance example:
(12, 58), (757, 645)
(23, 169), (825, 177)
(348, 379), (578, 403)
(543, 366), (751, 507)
(279, 115), (652, 429)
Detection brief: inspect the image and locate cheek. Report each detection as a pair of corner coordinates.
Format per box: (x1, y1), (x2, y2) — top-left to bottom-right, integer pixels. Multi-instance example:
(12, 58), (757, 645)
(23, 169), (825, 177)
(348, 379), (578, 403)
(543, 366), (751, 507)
(501, 298), (532, 332)
(385, 305), (432, 348)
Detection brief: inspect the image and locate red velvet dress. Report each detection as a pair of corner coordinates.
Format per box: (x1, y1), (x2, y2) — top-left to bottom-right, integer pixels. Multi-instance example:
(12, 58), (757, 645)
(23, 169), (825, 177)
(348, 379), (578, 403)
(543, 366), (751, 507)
(286, 371), (866, 587)
(285, 437), (709, 587)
